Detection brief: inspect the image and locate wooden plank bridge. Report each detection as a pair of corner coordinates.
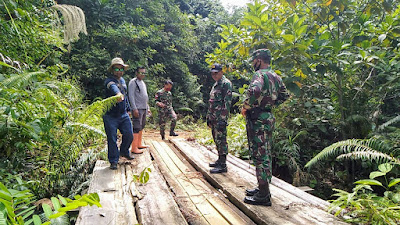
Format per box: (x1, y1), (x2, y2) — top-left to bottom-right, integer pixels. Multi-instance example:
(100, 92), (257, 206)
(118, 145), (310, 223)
(76, 134), (346, 225)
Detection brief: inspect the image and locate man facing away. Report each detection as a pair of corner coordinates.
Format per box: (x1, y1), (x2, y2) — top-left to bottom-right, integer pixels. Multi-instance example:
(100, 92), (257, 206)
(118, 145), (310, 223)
(207, 63), (233, 174)
(128, 66), (151, 154)
(241, 49), (289, 206)
(103, 57), (134, 170)
(155, 80), (178, 140)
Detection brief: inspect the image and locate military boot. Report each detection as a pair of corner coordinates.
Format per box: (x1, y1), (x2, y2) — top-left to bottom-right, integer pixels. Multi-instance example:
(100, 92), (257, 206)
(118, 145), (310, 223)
(169, 131), (178, 136)
(210, 155), (227, 173)
(209, 159), (221, 167)
(210, 163), (227, 173)
(245, 187), (259, 196)
(160, 131), (165, 140)
(209, 155), (222, 167)
(244, 184), (271, 206)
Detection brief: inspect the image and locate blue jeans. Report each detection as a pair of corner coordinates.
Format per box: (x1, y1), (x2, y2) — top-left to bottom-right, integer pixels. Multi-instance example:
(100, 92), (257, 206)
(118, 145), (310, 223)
(103, 113), (133, 164)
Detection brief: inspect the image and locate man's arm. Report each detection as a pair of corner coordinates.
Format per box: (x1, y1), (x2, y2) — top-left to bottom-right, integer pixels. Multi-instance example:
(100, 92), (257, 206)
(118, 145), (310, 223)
(106, 80), (124, 102)
(224, 82), (233, 115)
(243, 72), (263, 110)
(155, 90), (165, 108)
(128, 79), (138, 110)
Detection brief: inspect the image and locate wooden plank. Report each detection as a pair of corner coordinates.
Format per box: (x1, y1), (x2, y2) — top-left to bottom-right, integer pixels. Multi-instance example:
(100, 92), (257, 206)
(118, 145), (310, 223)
(152, 140), (203, 196)
(171, 139), (347, 225)
(133, 149), (188, 225)
(151, 139), (256, 225)
(207, 144), (330, 209)
(146, 140), (210, 225)
(190, 195), (230, 225)
(76, 160), (139, 225)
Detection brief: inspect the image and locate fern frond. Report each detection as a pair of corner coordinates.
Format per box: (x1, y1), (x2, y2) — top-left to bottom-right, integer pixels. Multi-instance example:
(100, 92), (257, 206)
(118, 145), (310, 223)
(377, 115), (400, 132)
(305, 138), (391, 169)
(176, 107), (193, 113)
(65, 122), (105, 136)
(74, 96), (119, 124)
(1, 71), (44, 88)
(337, 151), (400, 164)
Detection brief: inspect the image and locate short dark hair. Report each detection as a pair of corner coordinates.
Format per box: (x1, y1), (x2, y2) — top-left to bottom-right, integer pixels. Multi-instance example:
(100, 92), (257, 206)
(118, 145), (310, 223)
(135, 66), (146, 72)
(164, 80), (173, 85)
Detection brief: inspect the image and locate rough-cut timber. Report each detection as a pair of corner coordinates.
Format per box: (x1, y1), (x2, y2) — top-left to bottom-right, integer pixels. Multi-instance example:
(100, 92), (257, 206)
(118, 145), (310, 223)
(171, 138), (347, 225)
(76, 149), (187, 225)
(75, 160), (139, 225)
(133, 148), (188, 225)
(147, 139), (256, 225)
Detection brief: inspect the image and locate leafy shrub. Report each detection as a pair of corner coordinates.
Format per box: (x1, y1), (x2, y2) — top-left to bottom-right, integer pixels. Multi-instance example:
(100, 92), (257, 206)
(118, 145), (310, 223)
(0, 181), (101, 225)
(330, 163), (400, 224)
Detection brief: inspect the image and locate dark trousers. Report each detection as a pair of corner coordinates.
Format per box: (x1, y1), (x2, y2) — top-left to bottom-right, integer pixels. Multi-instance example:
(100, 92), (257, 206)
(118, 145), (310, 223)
(103, 113), (133, 163)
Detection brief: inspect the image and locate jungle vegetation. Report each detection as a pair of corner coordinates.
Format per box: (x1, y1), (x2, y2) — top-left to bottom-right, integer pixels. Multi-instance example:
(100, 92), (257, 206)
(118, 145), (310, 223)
(1, 0), (400, 224)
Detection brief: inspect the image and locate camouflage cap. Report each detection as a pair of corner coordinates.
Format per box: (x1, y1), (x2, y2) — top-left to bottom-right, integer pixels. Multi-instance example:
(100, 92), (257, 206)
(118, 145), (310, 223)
(249, 49), (272, 62)
(210, 63), (223, 72)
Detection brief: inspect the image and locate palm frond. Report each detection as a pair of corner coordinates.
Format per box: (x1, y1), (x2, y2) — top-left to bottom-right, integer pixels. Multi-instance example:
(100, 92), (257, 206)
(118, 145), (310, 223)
(305, 138), (391, 169)
(176, 107), (193, 113)
(337, 150), (400, 164)
(75, 96), (119, 124)
(1, 71), (44, 88)
(65, 122), (105, 136)
(377, 115), (400, 132)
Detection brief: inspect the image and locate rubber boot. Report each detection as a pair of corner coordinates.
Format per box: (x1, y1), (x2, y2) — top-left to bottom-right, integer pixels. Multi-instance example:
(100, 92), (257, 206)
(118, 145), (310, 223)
(138, 130), (149, 149)
(131, 133), (143, 154)
(210, 155), (227, 173)
(244, 183), (271, 206)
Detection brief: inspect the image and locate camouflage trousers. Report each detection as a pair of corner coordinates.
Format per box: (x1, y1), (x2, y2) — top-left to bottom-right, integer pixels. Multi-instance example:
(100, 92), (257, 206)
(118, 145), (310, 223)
(158, 109), (177, 134)
(211, 124), (228, 156)
(246, 112), (275, 186)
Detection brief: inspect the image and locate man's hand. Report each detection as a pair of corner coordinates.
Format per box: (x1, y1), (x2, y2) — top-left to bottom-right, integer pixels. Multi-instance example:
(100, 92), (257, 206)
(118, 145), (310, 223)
(241, 107), (247, 117)
(116, 93), (124, 102)
(156, 102), (165, 108)
(133, 109), (139, 118)
(147, 109), (152, 117)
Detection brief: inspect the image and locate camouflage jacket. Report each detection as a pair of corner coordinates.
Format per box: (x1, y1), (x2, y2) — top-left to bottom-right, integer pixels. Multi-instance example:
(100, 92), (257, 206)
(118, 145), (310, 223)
(243, 67), (289, 111)
(155, 88), (173, 112)
(207, 76), (233, 123)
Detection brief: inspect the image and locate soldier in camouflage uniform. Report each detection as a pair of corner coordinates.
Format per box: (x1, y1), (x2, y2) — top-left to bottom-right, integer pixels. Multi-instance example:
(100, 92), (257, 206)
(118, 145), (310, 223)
(207, 63), (233, 174)
(155, 80), (178, 140)
(241, 49), (289, 206)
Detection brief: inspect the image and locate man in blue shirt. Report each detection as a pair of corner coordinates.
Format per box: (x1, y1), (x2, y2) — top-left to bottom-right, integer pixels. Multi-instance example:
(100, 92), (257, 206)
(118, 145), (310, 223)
(103, 57), (134, 170)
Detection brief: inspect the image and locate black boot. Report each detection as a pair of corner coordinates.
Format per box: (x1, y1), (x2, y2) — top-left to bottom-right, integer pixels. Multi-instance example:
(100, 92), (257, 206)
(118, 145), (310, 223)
(245, 187), (259, 196)
(209, 160), (221, 167)
(110, 163), (117, 170)
(210, 163), (227, 173)
(169, 131), (178, 136)
(209, 155), (222, 167)
(244, 184), (271, 206)
(161, 131), (165, 140)
(210, 155), (227, 173)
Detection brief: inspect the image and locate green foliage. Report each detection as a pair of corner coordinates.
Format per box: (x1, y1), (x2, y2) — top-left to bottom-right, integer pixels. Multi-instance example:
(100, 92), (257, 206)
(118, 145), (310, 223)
(0, 181), (101, 225)
(305, 138), (399, 169)
(133, 167), (152, 184)
(226, 114), (248, 158)
(329, 163), (400, 224)
(0, 66), (117, 198)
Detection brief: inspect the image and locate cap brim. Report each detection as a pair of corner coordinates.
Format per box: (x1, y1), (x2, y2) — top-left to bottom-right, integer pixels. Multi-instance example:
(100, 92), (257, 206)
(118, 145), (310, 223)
(211, 69), (220, 72)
